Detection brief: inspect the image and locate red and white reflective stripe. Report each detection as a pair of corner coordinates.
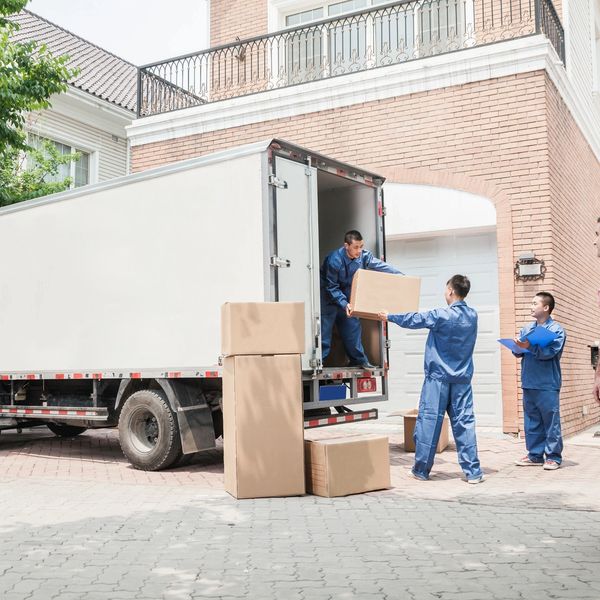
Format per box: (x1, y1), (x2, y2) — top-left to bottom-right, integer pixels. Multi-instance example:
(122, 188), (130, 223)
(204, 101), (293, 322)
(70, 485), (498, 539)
(304, 409), (378, 429)
(0, 367), (223, 381)
(0, 407), (100, 417)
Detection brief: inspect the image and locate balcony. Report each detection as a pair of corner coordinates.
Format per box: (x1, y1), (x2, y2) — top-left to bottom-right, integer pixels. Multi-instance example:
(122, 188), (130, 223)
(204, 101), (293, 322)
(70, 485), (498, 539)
(137, 0), (564, 118)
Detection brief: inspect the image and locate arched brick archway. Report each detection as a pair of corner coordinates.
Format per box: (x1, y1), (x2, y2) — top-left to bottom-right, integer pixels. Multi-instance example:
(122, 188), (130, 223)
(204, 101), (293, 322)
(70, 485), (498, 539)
(381, 167), (519, 433)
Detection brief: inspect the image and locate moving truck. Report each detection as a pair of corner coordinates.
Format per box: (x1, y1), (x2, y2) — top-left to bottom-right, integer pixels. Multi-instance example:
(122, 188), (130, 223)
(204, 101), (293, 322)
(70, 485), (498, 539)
(0, 139), (392, 470)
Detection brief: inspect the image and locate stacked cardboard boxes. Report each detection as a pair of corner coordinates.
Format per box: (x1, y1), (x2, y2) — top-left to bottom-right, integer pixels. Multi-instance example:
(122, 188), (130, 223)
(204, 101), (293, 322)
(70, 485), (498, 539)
(221, 302), (306, 499)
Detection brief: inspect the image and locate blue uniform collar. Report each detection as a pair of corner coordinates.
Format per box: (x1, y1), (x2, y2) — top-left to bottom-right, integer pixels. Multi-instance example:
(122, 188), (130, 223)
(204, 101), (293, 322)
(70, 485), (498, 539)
(450, 300), (467, 307)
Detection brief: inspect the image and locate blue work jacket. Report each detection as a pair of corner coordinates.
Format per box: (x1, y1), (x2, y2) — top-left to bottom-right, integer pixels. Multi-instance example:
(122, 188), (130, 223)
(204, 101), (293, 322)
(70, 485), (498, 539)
(320, 247), (402, 309)
(518, 318), (565, 390)
(388, 300), (478, 383)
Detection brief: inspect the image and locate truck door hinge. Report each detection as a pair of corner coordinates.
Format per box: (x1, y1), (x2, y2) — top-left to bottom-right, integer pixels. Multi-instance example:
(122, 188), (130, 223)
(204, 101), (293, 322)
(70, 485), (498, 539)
(269, 175), (288, 189)
(270, 255), (291, 268)
(381, 206), (387, 217)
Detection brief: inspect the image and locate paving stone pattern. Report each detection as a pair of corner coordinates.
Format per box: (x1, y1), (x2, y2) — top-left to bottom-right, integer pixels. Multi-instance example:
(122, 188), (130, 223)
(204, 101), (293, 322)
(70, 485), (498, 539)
(0, 419), (599, 599)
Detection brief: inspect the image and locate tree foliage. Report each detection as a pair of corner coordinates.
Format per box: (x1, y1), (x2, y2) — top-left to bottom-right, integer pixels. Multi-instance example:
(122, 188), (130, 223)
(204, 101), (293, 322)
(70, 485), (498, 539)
(0, 0), (80, 204)
(0, 140), (80, 206)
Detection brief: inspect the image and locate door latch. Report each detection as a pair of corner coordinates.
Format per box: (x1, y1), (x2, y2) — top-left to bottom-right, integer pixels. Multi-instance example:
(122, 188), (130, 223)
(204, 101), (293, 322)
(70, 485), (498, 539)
(270, 255), (291, 268)
(269, 175), (288, 189)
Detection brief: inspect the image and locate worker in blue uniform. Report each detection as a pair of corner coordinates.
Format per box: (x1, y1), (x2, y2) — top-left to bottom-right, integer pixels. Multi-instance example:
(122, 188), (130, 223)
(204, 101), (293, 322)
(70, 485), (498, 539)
(513, 292), (566, 470)
(378, 274), (484, 483)
(320, 230), (402, 370)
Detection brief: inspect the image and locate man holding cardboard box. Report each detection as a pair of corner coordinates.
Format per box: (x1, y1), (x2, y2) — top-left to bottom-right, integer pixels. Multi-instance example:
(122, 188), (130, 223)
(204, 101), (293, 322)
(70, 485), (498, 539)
(320, 230), (403, 370)
(378, 275), (484, 484)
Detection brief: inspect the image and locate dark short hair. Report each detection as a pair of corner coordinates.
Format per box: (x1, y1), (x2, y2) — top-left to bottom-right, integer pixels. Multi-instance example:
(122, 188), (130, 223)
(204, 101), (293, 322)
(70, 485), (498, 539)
(536, 291), (555, 313)
(344, 230), (363, 244)
(447, 274), (470, 298)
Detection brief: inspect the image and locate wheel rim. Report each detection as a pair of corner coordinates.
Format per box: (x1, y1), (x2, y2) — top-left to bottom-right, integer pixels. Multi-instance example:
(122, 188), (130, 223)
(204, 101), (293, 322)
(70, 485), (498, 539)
(128, 406), (160, 454)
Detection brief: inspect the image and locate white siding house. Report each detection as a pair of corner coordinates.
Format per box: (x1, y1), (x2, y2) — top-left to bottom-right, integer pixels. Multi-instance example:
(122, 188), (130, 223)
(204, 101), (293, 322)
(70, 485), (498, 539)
(9, 9), (137, 186)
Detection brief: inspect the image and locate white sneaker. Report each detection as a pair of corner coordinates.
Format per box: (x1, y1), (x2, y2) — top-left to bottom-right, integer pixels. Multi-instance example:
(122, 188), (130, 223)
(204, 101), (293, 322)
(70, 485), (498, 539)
(467, 475), (484, 484)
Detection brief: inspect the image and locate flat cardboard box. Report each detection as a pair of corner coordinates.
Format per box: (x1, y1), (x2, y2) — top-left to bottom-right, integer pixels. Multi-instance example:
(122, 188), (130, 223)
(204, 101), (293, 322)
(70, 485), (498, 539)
(349, 270), (421, 320)
(221, 302), (305, 356)
(223, 354), (305, 499)
(403, 409), (449, 453)
(304, 434), (390, 497)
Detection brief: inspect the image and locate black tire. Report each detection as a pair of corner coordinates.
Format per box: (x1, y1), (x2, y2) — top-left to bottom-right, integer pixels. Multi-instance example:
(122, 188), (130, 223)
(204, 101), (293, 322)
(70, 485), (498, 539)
(47, 423), (88, 437)
(118, 389), (181, 471)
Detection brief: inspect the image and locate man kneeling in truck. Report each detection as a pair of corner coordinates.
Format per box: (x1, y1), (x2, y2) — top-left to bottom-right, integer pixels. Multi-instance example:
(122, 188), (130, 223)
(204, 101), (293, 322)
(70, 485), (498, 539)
(320, 230), (403, 370)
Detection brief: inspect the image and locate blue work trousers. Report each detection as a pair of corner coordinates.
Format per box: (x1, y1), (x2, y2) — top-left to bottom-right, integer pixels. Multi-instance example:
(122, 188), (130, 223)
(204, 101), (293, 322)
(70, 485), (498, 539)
(414, 377), (482, 481)
(522, 389), (563, 464)
(321, 303), (367, 364)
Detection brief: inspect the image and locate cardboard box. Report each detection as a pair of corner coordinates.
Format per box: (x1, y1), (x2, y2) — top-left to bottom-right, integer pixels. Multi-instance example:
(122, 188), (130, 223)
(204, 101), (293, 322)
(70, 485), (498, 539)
(223, 354), (305, 499)
(403, 409), (449, 453)
(304, 434), (390, 497)
(349, 270), (421, 320)
(221, 302), (305, 356)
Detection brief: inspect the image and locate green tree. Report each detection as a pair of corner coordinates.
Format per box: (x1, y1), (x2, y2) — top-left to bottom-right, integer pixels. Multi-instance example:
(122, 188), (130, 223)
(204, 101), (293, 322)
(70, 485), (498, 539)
(0, 140), (80, 206)
(0, 0), (79, 205)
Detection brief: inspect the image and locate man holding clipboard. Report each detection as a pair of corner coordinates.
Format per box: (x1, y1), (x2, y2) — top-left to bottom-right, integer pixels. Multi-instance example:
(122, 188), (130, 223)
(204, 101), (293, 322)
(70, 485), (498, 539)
(510, 292), (566, 470)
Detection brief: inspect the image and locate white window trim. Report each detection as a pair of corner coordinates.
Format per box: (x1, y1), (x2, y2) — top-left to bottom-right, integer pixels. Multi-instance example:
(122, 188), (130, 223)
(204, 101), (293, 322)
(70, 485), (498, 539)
(26, 130), (96, 188)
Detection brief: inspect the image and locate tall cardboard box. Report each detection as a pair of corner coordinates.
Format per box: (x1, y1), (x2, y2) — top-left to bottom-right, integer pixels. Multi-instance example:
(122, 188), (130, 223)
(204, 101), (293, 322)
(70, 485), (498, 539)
(403, 409), (449, 453)
(304, 435), (390, 497)
(349, 270), (421, 320)
(221, 302), (305, 356)
(223, 354), (305, 499)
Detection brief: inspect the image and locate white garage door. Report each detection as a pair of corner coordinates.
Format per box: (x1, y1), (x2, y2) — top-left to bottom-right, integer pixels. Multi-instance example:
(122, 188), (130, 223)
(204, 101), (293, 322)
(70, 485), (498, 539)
(385, 231), (502, 426)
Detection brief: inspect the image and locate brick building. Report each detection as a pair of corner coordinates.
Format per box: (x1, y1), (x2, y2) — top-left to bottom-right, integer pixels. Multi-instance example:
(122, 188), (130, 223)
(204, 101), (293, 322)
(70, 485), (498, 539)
(127, 0), (600, 435)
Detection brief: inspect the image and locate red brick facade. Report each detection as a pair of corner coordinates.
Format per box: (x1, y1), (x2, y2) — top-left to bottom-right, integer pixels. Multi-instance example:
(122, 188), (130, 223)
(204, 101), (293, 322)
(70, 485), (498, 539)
(131, 68), (600, 435)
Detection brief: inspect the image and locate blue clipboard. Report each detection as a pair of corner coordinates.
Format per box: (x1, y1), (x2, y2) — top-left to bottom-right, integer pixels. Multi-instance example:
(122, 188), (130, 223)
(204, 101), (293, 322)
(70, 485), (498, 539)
(525, 326), (558, 348)
(498, 339), (530, 354)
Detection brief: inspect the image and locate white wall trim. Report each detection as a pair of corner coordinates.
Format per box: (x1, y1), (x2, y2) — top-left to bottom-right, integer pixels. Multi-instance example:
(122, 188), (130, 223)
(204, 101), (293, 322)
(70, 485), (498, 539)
(387, 225), (496, 241)
(51, 87), (134, 139)
(127, 34), (600, 163)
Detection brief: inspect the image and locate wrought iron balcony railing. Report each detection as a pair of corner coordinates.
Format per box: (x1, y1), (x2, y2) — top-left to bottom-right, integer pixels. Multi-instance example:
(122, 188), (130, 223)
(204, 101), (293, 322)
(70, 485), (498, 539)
(137, 0), (564, 117)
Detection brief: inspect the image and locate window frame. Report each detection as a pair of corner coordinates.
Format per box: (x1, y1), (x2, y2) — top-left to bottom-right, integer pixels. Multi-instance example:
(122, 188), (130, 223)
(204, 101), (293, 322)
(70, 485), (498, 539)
(26, 132), (95, 189)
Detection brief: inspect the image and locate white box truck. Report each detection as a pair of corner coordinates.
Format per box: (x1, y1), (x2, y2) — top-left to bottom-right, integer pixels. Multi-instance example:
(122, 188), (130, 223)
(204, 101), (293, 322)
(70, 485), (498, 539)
(0, 139), (392, 470)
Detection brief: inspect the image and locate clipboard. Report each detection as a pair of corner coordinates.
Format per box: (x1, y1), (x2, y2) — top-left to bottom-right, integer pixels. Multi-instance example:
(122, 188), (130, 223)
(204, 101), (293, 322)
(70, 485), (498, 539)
(525, 326), (558, 348)
(498, 339), (530, 354)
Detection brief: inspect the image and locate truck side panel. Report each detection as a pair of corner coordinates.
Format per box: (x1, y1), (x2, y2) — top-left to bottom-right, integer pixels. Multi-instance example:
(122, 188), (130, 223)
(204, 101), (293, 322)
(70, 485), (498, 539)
(0, 153), (267, 371)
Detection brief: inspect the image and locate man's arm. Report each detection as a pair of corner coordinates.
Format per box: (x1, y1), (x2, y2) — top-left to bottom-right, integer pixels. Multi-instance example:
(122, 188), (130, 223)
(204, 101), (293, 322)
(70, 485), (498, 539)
(380, 309), (441, 330)
(364, 251), (404, 275)
(526, 328), (566, 361)
(322, 256), (349, 309)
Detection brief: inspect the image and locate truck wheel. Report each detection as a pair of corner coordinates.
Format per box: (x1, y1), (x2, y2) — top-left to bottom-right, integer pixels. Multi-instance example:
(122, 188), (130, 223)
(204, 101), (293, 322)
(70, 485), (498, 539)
(47, 423), (88, 437)
(119, 390), (182, 471)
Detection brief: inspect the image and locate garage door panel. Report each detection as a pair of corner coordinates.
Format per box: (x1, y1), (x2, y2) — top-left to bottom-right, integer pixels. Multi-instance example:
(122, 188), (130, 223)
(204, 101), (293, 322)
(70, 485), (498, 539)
(386, 230), (502, 426)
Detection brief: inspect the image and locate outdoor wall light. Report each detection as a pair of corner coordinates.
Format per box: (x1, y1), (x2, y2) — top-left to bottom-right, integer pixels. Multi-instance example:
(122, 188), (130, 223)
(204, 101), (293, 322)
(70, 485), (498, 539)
(514, 251), (546, 281)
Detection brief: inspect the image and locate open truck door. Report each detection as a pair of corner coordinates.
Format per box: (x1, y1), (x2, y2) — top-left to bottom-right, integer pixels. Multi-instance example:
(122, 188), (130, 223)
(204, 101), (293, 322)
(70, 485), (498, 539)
(271, 155), (322, 372)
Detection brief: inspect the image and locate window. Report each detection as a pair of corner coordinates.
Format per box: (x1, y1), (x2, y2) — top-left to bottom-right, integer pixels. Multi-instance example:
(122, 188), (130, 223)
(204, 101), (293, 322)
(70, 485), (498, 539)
(281, 0), (473, 76)
(27, 134), (91, 189)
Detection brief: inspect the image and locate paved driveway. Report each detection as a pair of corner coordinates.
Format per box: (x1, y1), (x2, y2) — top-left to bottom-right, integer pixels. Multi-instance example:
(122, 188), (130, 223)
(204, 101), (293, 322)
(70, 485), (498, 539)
(0, 418), (599, 599)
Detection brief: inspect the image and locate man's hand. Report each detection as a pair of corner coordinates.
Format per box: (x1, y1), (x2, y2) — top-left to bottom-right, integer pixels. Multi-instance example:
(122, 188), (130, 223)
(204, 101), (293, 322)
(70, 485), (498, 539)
(514, 337), (531, 350)
(346, 304), (353, 317)
(377, 310), (388, 322)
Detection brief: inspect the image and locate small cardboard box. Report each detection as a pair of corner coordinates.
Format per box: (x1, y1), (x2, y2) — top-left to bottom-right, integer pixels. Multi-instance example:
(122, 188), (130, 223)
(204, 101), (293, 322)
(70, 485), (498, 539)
(304, 434), (390, 497)
(221, 302), (305, 356)
(349, 270), (421, 320)
(403, 409), (449, 453)
(223, 354), (305, 499)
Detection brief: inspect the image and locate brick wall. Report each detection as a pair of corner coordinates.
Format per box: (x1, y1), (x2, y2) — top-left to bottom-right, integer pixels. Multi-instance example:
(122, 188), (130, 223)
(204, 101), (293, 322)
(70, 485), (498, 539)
(131, 70), (600, 435)
(210, 0), (268, 47)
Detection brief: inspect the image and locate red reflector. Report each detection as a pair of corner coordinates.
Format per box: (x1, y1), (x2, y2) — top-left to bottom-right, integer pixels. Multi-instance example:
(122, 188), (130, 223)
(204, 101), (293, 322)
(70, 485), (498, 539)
(26, 374), (36, 380)
(92, 373), (102, 379)
(357, 377), (376, 393)
(73, 373), (83, 379)
(204, 371), (219, 378)
(168, 372), (182, 378)
(130, 372), (142, 379)
(1, 375), (9, 380)
(55, 374), (65, 380)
